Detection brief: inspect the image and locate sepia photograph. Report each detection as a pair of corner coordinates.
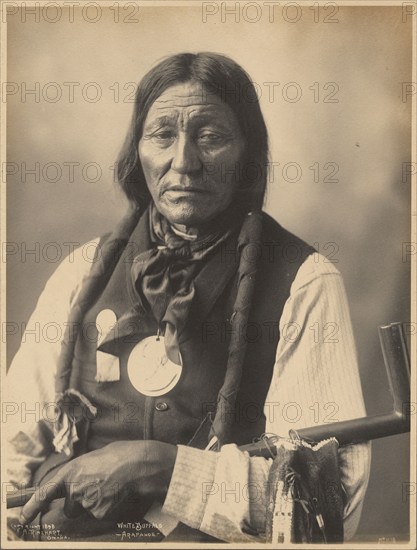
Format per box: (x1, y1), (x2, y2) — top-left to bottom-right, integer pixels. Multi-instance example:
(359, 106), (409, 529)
(1, 0), (415, 547)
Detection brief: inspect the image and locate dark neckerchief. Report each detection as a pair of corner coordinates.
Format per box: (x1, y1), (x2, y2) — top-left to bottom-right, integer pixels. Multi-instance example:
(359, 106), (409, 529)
(129, 202), (244, 364)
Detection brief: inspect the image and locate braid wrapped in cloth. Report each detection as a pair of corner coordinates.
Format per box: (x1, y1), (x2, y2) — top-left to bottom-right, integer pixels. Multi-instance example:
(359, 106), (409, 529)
(265, 436), (344, 543)
(208, 210), (263, 449)
(52, 206), (142, 456)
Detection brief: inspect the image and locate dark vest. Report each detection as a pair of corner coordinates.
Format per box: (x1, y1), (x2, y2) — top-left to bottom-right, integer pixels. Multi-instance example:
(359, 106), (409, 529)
(29, 210), (314, 542)
(69, 210), (314, 451)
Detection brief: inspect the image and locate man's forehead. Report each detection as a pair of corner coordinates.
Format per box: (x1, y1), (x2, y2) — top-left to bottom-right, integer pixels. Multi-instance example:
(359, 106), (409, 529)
(148, 82), (227, 115)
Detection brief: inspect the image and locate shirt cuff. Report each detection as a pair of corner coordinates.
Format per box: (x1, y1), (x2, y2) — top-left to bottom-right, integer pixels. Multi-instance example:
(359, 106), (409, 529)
(162, 445), (218, 530)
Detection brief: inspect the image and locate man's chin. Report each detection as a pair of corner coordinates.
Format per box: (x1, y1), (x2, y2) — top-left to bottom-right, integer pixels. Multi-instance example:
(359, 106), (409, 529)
(157, 203), (214, 228)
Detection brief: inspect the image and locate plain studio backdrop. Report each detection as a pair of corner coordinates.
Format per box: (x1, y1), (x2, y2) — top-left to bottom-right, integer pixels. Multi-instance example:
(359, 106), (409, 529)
(5, 3), (412, 542)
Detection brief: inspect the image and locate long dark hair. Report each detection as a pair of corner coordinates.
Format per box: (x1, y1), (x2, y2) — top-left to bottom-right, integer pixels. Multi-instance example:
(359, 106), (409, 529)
(116, 52), (269, 214)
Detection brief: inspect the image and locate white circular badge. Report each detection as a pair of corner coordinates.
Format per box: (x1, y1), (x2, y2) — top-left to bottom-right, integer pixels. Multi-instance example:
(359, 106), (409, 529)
(127, 336), (182, 396)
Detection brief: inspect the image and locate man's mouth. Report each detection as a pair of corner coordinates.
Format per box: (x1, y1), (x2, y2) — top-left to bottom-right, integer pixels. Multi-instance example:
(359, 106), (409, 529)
(163, 186), (209, 197)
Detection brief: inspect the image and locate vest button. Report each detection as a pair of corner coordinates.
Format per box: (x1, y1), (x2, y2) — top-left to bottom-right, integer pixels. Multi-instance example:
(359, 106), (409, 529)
(155, 401), (169, 412)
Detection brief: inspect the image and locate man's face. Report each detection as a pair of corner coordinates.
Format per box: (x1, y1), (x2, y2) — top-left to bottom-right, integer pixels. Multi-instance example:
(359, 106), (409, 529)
(138, 81), (245, 227)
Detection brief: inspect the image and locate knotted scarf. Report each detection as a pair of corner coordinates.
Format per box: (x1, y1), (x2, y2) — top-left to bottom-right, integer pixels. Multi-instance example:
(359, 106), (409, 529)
(129, 203), (241, 364)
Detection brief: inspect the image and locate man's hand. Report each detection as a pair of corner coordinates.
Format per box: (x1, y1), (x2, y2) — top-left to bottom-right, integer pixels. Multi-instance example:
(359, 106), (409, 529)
(19, 440), (177, 525)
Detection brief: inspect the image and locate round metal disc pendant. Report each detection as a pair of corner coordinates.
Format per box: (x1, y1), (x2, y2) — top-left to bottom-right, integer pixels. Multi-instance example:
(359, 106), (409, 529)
(127, 336), (182, 396)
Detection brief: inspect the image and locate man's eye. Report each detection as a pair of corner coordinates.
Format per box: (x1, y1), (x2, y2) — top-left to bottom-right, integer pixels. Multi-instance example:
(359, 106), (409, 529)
(198, 133), (224, 145)
(153, 131), (175, 141)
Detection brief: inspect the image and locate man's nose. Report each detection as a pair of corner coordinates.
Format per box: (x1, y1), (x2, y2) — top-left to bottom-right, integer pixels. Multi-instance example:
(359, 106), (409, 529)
(171, 135), (202, 175)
